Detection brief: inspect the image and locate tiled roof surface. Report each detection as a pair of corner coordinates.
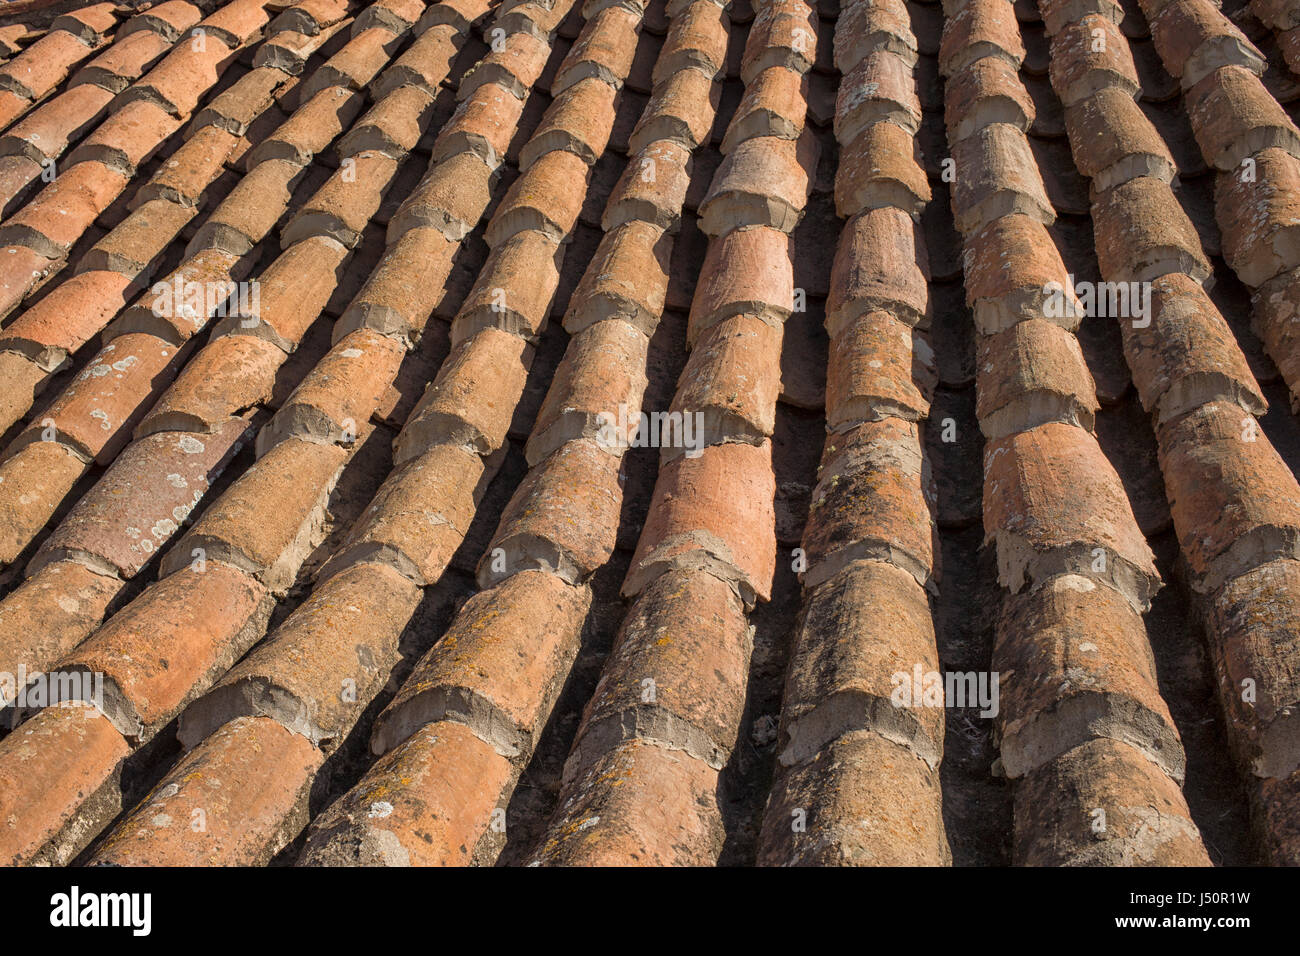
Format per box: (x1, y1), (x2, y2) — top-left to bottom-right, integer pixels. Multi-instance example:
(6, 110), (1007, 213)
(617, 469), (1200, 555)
(0, 0), (1296, 867)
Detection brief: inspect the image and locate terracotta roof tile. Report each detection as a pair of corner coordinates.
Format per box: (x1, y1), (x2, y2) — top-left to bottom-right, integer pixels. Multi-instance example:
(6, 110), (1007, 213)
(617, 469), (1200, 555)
(395, 326), (532, 458)
(0, 28), (104, 105)
(553, 5), (641, 92)
(0, 706), (129, 866)
(420, 0), (496, 35)
(1249, 0), (1300, 32)
(89, 714), (322, 865)
(119, 1), (204, 44)
(135, 332), (279, 435)
(213, 234), (349, 349)
(624, 439), (777, 606)
(531, 734), (727, 864)
(740, 0), (815, 83)
(68, 97), (181, 174)
(356, 0), (427, 33)
(372, 568), (591, 756)
(841, 54), (921, 146)
(31, 416), (249, 580)
(1150, 0), (1266, 90)
(179, 560), (424, 748)
(983, 421), (1160, 611)
(760, 729), (950, 865)
(1038, 0), (1124, 36)
(0, 243), (55, 319)
(1091, 173), (1212, 282)
(688, 223), (792, 340)
(781, 558), (941, 761)
(322, 442), (490, 583)
(71, 29), (174, 95)
(943, 53), (1035, 141)
(995, 572), (1184, 779)
(299, 720), (513, 865)
(115, 248), (248, 344)
(720, 63), (807, 150)
(828, 205), (929, 334)
(975, 317), (1098, 438)
(1062, 84), (1176, 189)
(186, 161), (297, 253)
(1208, 557), (1300, 779)
(459, 28), (552, 100)
(522, 77), (617, 167)
(602, 138), (689, 229)
(0, 559), (121, 708)
(1215, 146), (1300, 287)
(1014, 738), (1210, 864)
(372, 22), (461, 96)
(1157, 400), (1300, 592)
(134, 125), (239, 207)
(485, 146), (590, 243)
(804, 416), (936, 590)
(653, 0), (727, 81)
(334, 224), (458, 342)
(950, 122), (1053, 232)
(479, 435), (622, 582)
(452, 229), (562, 340)
(0, 348), (46, 435)
(698, 127), (816, 233)
(575, 567), (750, 769)
(1257, 773), (1300, 865)
(256, 22), (351, 75)
(156, 436), (347, 593)
(342, 84), (438, 156)
(938, 0), (1026, 77)
(1, 0), (1297, 869)
(835, 0), (916, 74)
(1266, 38), (1300, 91)
(627, 61), (720, 151)
(525, 315), (647, 462)
(499, 0), (581, 37)
(256, 327), (405, 451)
(282, 150), (401, 246)
(0, 154), (43, 217)
(564, 216), (670, 334)
(1253, 267), (1300, 408)
(121, 36), (239, 118)
(826, 308), (932, 427)
(1121, 272), (1266, 426)
(49, 561), (269, 741)
(300, 25), (407, 98)
(1047, 14), (1139, 106)
(193, 65), (291, 136)
(0, 439), (87, 566)
(0, 158), (129, 258)
(1185, 62), (1300, 170)
(271, 0), (354, 37)
(0, 83), (114, 163)
(434, 79), (525, 167)
(671, 310), (781, 447)
(834, 118), (931, 219)
(200, 0), (275, 49)
(392, 150), (497, 239)
(26, 331), (181, 464)
(0, 268), (137, 373)
(0, 89), (29, 132)
(0, 25), (33, 61)
(247, 85), (365, 165)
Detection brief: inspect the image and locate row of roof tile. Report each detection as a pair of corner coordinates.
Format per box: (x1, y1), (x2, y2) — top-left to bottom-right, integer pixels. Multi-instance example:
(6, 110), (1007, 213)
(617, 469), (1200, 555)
(0, 0), (1295, 867)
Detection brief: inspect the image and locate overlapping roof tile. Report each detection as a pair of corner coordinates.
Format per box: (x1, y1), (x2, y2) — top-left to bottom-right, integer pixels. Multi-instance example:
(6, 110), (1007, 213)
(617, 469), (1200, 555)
(0, 0), (1296, 869)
